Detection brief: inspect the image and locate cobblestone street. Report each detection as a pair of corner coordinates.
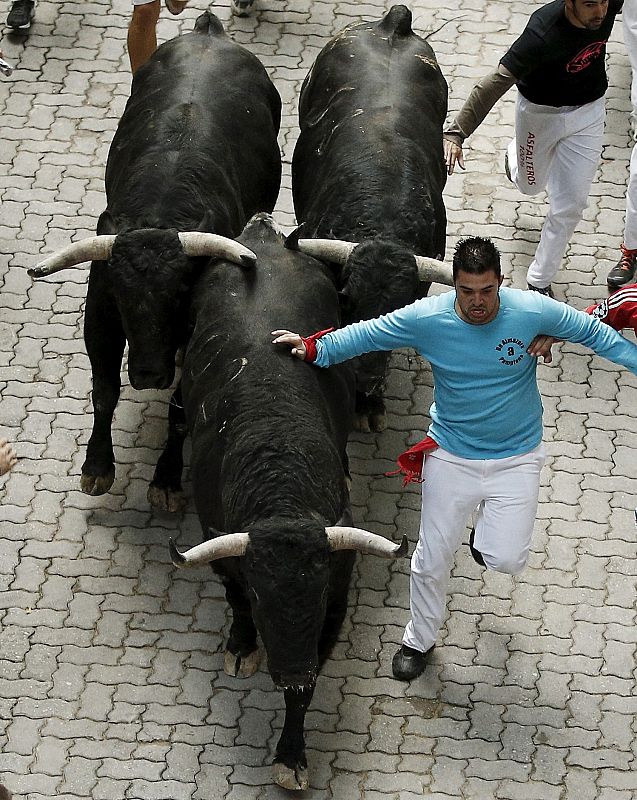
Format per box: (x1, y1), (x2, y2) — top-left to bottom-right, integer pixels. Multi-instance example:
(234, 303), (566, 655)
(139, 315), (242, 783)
(1, 0), (636, 798)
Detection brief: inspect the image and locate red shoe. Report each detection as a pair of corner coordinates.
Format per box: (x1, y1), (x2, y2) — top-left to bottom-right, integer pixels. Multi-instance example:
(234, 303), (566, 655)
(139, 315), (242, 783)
(607, 243), (637, 288)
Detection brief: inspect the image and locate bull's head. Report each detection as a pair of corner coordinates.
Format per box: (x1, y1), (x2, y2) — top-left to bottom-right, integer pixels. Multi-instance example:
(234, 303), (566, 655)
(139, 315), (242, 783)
(291, 235), (453, 301)
(170, 520), (407, 689)
(338, 239), (422, 323)
(29, 229), (257, 391)
(107, 229), (197, 390)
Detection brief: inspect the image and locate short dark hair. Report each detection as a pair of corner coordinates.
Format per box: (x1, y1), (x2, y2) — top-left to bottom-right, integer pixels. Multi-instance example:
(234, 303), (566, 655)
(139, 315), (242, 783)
(452, 237), (501, 281)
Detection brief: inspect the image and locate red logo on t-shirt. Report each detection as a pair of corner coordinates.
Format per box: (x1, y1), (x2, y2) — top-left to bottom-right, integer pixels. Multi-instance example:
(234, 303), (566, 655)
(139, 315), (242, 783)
(566, 40), (607, 73)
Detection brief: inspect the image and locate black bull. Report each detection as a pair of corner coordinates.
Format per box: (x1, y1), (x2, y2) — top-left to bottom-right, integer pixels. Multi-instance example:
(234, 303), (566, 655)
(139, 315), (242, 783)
(292, 4), (448, 432)
(169, 214), (406, 791)
(29, 12), (282, 508)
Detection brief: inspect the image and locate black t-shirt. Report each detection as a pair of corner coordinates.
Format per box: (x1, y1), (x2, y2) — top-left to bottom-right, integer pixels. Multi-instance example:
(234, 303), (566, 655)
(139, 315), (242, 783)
(500, 0), (623, 107)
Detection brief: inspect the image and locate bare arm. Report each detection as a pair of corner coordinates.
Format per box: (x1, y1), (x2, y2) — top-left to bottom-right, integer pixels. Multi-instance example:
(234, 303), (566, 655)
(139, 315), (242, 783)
(527, 334), (559, 364)
(0, 438), (17, 476)
(272, 329), (307, 360)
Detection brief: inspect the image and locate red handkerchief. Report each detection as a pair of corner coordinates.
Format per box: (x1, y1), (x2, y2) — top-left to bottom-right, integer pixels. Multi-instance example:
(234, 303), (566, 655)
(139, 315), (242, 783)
(386, 435), (438, 486)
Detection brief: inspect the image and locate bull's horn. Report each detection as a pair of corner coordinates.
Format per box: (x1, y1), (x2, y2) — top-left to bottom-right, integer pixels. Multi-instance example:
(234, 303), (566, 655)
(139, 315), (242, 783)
(414, 255), (453, 286)
(28, 235), (118, 277)
(296, 238), (356, 265)
(177, 233), (257, 267)
(325, 526), (408, 558)
(169, 532), (250, 567)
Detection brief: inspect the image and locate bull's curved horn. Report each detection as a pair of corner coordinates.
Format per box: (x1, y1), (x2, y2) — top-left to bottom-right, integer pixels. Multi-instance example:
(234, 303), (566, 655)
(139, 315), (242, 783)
(296, 238), (356, 265)
(169, 532), (250, 567)
(325, 526), (408, 558)
(414, 255), (453, 286)
(28, 236), (118, 277)
(177, 233), (257, 267)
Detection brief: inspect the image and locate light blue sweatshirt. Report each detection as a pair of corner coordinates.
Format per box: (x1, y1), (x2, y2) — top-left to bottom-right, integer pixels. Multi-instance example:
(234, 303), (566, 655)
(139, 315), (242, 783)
(315, 288), (637, 459)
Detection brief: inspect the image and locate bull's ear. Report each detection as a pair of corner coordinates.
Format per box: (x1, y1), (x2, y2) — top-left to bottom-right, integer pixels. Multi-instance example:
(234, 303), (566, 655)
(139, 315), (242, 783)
(197, 210), (215, 232)
(338, 289), (354, 316)
(97, 209), (118, 235)
(284, 223), (305, 250)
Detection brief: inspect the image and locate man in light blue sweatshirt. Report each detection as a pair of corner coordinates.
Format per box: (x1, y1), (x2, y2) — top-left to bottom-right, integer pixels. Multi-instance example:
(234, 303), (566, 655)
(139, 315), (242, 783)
(273, 237), (637, 681)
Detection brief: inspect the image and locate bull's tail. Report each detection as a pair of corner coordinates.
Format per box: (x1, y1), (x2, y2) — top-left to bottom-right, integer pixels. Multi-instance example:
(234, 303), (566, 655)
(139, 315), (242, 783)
(379, 4), (413, 37)
(193, 8), (226, 36)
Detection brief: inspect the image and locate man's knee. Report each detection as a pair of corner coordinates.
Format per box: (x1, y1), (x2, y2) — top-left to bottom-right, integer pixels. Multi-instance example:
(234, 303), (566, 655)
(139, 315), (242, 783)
(131, 0), (160, 26)
(546, 200), (587, 231)
(516, 180), (543, 198)
(484, 551), (528, 575)
(514, 162), (544, 196)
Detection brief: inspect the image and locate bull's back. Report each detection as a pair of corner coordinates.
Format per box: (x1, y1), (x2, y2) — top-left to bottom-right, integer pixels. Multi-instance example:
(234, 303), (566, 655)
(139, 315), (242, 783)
(293, 5), (447, 251)
(183, 218), (353, 530)
(105, 12), (281, 231)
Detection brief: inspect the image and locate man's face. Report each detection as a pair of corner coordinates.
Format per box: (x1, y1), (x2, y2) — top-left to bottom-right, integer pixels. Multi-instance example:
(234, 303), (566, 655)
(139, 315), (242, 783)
(454, 268), (503, 325)
(565, 0), (609, 30)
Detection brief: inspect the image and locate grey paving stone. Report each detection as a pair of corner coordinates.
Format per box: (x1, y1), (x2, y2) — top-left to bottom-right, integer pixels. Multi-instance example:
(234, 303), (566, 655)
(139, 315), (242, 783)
(1, 2), (637, 798)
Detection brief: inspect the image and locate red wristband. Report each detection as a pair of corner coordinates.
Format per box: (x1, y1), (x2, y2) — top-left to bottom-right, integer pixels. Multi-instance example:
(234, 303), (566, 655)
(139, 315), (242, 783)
(300, 327), (335, 362)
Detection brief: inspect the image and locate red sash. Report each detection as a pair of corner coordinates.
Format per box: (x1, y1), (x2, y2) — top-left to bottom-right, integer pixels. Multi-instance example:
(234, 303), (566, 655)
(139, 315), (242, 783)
(386, 435), (438, 486)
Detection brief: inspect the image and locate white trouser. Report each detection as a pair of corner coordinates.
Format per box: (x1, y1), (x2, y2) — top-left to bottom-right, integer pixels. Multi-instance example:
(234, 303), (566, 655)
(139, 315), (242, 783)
(402, 444), (545, 654)
(507, 94), (605, 288)
(624, 0), (637, 248)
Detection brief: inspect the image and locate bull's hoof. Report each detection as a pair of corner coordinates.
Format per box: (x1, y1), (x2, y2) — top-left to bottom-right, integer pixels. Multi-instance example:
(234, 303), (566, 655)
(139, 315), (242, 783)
(353, 413), (371, 434)
(273, 762), (309, 791)
(353, 411), (386, 434)
(147, 483), (186, 513)
(80, 468), (115, 496)
(369, 412), (386, 433)
(224, 648), (261, 678)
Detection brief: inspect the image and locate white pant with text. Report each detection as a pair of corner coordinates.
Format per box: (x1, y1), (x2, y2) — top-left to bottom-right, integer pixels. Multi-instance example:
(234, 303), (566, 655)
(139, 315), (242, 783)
(507, 94), (605, 288)
(623, 0), (637, 249)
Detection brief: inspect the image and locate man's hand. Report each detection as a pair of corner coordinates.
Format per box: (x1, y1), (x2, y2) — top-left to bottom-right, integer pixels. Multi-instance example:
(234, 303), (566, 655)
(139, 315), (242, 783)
(272, 329), (306, 360)
(0, 438), (17, 476)
(443, 137), (465, 176)
(527, 334), (558, 364)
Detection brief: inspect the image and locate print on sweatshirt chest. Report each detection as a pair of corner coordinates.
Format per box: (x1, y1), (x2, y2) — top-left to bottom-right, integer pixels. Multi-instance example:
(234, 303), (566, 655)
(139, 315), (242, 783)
(495, 336), (526, 366)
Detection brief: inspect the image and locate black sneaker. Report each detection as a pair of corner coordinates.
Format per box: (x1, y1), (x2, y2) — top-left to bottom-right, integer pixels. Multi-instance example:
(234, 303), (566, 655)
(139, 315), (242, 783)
(468, 527), (485, 567)
(6, 0), (35, 29)
(527, 283), (554, 299)
(504, 149), (512, 182)
(391, 644), (435, 681)
(607, 243), (637, 289)
(231, 0), (255, 15)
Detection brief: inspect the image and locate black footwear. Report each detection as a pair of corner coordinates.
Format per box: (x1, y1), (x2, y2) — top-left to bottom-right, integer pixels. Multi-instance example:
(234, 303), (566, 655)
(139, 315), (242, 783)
(164, 0), (187, 14)
(607, 243), (637, 288)
(392, 644), (435, 681)
(527, 282), (554, 299)
(468, 527), (485, 567)
(6, 0), (35, 29)
(504, 149), (512, 182)
(231, 0), (255, 15)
